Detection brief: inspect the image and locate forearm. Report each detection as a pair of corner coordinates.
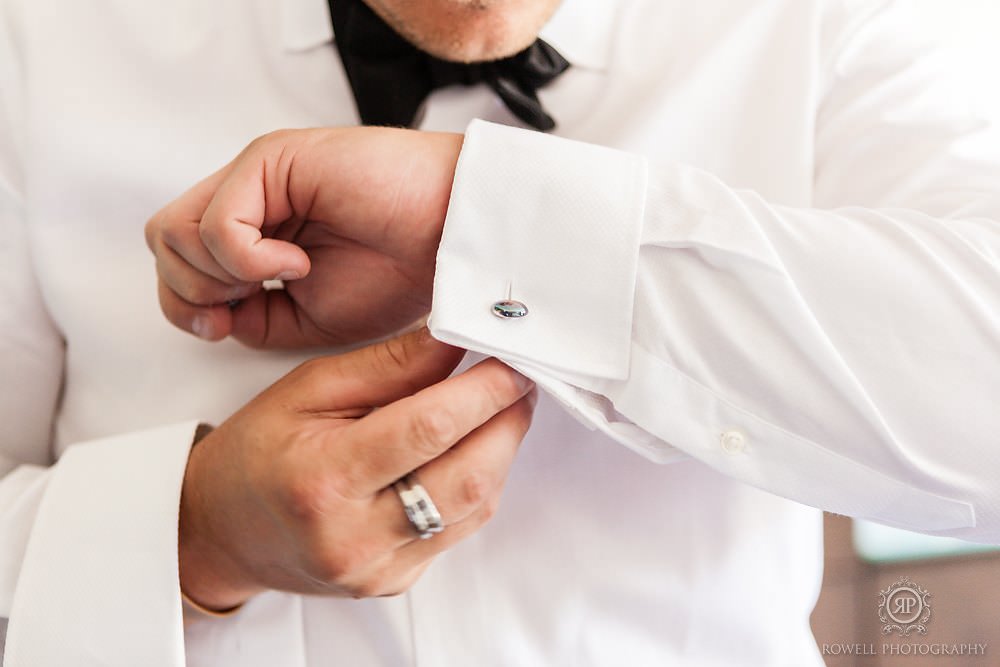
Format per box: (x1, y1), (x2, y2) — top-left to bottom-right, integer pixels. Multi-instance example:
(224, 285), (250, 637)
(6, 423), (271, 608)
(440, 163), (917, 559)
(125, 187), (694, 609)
(430, 120), (1000, 540)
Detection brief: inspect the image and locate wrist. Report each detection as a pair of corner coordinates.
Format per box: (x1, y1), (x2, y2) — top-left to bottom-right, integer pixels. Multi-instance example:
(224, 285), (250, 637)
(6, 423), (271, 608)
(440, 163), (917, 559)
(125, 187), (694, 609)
(178, 535), (259, 612)
(178, 430), (263, 611)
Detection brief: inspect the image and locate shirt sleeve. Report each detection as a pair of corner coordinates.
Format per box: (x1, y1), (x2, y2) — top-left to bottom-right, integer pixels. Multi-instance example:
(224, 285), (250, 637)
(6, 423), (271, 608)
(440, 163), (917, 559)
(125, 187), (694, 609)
(2, 424), (197, 667)
(0, 6), (194, 666)
(429, 3), (1000, 542)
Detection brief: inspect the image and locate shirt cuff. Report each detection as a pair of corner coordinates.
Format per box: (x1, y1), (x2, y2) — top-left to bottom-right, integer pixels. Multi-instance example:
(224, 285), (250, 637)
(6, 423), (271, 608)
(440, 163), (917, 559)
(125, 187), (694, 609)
(429, 119), (648, 381)
(4, 421), (198, 667)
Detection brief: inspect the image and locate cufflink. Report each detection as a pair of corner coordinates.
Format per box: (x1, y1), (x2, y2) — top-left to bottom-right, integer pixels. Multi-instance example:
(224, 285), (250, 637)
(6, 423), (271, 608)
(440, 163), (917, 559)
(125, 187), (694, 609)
(492, 300), (528, 318)
(492, 283), (528, 319)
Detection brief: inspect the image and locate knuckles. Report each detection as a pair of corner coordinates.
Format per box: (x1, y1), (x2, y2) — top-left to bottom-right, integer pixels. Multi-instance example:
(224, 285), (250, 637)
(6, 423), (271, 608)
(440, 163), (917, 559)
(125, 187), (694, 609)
(308, 540), (420, 601)
(180, 279), (222, 306)
(246, 128), (297, 155)
(373, 573), (422, 599)
(278, 476), (385, 590)
(345, 562), (429, 600)
(455, 469), (494, 509)
(288, 356), (347, 399)
(157, 217), (186, 252)
(450, 471), (504, 526)
(143, 215), (160, 251)
(408, 408), (457, 458)
(279, 469), (340, 526)
(291, 355), (329, 380)
(477, 492), (501, 526)
(310, 542), (379, 588)
(347, 576), (396, 601)
(194, 217), (263, 284)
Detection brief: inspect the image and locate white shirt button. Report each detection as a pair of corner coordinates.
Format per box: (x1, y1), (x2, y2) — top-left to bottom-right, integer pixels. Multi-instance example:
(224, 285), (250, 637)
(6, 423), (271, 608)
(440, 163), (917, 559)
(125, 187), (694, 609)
(720, 430), (747, 455)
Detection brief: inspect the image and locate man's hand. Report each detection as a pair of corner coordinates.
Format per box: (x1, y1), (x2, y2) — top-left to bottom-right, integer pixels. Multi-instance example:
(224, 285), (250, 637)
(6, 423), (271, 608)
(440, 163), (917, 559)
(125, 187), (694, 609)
(179, 328), (536, 610)
(145, 127), (462, 348)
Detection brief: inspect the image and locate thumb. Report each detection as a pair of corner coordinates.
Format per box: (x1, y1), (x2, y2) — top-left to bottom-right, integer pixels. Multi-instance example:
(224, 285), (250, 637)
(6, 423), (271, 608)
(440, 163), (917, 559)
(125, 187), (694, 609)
(198, 133), (312, 283)
(288, 328), (466, 410)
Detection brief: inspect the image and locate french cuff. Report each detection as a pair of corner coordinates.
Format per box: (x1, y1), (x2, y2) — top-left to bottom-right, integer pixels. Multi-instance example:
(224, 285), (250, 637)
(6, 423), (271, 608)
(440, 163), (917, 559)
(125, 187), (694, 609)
(4, 421), (198, 667)
(429, 119), (647, 380)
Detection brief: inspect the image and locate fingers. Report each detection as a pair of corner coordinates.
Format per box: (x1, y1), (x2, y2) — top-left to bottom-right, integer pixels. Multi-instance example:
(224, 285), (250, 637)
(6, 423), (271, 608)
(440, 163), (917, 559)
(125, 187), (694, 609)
(153, 235), (262, 340)
(278, 328), (467, 409)
(198, 134), (311, 283)
(158, 217), (251, 288)
(144, 161), (232, 259)
(180, 330), (536, 603)
(332, 357), (536, 496)
(226, 287), (384, 350)
(313, 391), (536, 599)
(386, 492), (502, 583)
(371, 389), (537, 546)
(156, 241), (256, 305)
(157, 278), (233, 341)
(340, 500), (498, 599)
(147, 133), (311, 342)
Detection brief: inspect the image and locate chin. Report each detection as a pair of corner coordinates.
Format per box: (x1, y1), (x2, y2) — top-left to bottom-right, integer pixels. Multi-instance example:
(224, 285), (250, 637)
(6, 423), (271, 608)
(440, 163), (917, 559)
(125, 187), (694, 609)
(365, 0), (561, 63)
(423, 22), (539, 63)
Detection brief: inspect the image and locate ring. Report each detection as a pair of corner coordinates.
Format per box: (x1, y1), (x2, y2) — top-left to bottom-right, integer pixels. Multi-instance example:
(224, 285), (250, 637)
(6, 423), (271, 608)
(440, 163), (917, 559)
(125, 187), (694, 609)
(392, 474), (444, 539)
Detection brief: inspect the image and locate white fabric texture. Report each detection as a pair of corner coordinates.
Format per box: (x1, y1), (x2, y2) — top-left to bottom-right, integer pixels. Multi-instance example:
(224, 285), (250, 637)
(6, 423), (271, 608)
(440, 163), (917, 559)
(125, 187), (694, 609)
(1, 0), (998, 664)
(432, 112), (996, 535)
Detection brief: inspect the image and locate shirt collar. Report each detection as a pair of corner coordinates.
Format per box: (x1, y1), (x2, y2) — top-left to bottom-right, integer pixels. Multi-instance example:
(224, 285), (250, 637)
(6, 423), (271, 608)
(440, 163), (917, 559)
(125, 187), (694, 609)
(279, 0), (614, 72)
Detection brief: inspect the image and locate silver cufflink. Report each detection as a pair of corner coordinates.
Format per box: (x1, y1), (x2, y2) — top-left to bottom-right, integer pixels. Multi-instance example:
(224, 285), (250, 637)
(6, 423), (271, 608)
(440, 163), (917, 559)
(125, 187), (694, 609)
(492, 282), (528, 319)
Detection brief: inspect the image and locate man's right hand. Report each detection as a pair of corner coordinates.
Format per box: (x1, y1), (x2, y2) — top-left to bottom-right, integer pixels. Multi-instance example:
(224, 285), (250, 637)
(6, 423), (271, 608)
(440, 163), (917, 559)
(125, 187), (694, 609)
(145, 127), (463, 348)
(178, 328), (536, 610)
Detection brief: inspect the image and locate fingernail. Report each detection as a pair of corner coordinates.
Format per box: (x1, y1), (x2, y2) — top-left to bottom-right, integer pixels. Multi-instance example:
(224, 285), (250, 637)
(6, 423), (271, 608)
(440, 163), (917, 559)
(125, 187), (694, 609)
(275, 270), (300, 281)
(227, 285), (252, 301)
(526, 388), (539, 408)
(514, 372), (535, 393)
(192, 315), (214, 340)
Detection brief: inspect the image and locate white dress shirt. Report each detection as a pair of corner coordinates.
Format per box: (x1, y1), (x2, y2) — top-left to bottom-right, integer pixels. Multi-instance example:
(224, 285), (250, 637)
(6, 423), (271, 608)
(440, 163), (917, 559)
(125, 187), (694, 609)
(2, 0), (999, 665)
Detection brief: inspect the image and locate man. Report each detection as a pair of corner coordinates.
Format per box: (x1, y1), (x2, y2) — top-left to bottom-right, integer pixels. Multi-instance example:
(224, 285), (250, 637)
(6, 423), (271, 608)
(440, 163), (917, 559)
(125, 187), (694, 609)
(3, 0), (1000, 665)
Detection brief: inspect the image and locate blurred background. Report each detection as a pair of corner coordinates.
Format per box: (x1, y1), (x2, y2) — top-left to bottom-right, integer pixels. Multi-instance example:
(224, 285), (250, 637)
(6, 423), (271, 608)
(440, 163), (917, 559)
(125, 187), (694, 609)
(809, 3), (1000, 666)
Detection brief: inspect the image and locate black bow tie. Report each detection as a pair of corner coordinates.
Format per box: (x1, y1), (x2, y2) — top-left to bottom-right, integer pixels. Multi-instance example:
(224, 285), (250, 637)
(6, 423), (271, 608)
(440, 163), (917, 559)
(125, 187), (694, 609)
(327, 0), (570, 131)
